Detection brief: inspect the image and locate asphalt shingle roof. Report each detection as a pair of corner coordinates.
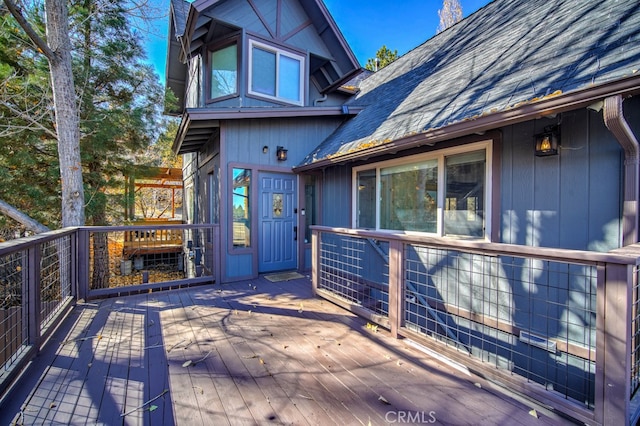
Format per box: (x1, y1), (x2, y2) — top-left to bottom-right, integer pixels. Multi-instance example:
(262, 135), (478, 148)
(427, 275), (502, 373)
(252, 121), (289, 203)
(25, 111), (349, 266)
(299, 0), (640, 167)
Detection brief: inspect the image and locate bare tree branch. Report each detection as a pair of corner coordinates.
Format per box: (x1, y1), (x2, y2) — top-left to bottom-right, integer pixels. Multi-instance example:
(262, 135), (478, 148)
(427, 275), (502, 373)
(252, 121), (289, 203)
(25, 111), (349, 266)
(0, 198), (50, 234)
(3, 0), (56, 60)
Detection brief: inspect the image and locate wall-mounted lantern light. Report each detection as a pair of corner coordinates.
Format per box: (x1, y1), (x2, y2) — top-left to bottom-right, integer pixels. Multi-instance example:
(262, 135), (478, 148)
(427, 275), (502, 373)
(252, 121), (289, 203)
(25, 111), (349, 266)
(534, 127), (559, 157)
(276, 146), (288, 161)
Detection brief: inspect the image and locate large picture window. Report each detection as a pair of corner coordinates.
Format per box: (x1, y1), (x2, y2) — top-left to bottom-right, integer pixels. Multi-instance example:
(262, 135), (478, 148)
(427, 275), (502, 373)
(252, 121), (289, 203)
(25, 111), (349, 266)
(353, 142), (491, 239)
(209, 43), (237, 100)
(248, 40), (304, 105)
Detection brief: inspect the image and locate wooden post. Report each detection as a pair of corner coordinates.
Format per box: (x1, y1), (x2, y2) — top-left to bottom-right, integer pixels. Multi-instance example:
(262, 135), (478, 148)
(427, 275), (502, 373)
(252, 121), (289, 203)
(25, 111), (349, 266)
(76, 228), (89, 300)
(311, 229), (319, 296)
(595, 262), (632, 425)
(388, 239), (403, 338)
(213, 225), (222, 284)
(26, 243), (41, 348)
(70, 230), (77, 299)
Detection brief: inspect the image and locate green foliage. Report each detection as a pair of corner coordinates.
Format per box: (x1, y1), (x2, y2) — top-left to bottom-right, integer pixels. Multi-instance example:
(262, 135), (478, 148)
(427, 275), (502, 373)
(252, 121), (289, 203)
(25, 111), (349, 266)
(365, 45), (399, 72)
(0, 1), (172, 228)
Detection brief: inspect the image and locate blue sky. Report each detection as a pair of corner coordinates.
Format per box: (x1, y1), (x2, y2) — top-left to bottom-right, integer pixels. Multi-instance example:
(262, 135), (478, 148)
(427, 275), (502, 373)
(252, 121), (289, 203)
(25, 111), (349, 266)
(143, 0), (492, 82)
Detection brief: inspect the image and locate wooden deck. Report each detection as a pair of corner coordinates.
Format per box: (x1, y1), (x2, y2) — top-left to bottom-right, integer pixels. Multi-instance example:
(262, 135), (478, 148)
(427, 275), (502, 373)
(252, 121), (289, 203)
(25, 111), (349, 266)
(0, 275), (574, 425)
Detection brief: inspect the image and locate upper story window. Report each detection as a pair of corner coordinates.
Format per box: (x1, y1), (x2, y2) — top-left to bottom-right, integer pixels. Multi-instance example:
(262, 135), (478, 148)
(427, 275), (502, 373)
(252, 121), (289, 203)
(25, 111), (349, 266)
(209, 43), (238, 100)
(353, 141), (492, 239)
(248, 39), (305, 106)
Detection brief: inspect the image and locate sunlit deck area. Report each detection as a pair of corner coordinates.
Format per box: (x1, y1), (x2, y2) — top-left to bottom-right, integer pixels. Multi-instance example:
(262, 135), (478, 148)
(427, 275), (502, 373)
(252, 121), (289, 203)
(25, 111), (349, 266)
(0, 275), (566, 425)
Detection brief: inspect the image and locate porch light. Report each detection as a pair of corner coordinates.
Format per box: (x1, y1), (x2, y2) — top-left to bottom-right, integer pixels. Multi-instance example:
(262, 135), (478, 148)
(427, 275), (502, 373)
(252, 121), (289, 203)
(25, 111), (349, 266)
(276, 146), (288, 161)
(534, 127), (559, 157)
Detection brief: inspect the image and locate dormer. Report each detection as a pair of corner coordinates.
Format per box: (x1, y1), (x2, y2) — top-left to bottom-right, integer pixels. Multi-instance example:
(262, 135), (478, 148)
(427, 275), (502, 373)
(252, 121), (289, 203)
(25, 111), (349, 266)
(166, 0), (361, 115)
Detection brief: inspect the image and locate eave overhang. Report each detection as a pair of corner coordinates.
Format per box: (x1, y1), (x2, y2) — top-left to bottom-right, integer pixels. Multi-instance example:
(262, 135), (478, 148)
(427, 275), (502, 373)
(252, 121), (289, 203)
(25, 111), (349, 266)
(294, 74), (640, 172)
(172, 106), (364, 155)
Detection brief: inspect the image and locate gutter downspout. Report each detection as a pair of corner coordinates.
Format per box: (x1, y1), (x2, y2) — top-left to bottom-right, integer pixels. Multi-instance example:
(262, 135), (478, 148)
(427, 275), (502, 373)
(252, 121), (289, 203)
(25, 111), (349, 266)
(603, 95), (640, 246)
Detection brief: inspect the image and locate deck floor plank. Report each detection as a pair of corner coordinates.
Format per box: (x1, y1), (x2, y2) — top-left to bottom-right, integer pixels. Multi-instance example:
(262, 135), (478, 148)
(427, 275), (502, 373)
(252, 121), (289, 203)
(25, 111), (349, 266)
(187, 289), (317, 425)
(162, 290), (208, 425)
(178, 288), (287, 425)
(144, 292), (176, 426)
(2, 277), (574, 425)
(224, 281), (417, 425)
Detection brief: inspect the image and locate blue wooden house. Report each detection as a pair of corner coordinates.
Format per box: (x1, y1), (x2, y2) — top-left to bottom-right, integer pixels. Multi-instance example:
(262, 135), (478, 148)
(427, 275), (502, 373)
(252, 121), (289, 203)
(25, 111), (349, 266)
(167, 0), (361, 281)
(166, 0), (640, 422)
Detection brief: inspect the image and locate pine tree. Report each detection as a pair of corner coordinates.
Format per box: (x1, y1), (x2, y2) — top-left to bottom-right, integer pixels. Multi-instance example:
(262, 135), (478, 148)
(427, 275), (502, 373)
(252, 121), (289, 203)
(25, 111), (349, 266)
(365, 45), (399, 72)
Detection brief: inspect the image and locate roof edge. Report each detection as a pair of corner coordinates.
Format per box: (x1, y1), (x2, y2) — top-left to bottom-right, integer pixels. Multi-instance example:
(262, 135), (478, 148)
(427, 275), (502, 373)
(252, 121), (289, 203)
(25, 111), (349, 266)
(294, 73), (640, 172)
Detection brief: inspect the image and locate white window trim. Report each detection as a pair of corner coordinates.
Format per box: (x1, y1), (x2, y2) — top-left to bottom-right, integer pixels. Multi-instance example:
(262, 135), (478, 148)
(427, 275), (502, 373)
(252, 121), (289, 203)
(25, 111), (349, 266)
(247, 39), (305, 106)
(352, 140), (493, 240)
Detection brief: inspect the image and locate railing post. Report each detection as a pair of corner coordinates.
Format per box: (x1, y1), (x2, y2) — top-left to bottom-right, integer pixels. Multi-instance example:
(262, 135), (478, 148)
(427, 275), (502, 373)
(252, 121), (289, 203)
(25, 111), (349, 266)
(311, 229), (319, 296)
(70, 229), (78, 299)
(595, 262), (632, 425)
(213, 225), (222, 284)
(388, 239), (403, 338)
(76, 228), (89, 300)
(26, 243), (41, 348)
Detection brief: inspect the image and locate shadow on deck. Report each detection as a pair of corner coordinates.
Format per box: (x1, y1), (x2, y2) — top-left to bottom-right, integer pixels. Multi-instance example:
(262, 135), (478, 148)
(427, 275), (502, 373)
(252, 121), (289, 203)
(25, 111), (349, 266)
(0, 275), (572, 425)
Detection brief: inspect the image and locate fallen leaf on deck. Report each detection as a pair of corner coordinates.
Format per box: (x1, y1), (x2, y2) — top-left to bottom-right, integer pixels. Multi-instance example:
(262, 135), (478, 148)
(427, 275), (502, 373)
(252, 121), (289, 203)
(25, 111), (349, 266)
(49, 403), (57, 409)
(149, 405), (158, 412)
(259, 358), (265, 364)
(529, 409), (538, 418)
(182, 360), (193, 368)
(378, 395), (390, 405)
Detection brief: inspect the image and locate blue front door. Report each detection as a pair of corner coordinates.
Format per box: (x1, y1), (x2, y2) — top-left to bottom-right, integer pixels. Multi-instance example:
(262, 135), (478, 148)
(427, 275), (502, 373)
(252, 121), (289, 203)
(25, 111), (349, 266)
(258, 172), (297, 272)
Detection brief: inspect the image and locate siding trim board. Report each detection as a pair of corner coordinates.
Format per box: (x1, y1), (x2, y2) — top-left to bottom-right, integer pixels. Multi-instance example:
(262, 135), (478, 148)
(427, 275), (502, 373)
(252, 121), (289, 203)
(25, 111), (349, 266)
(174, 106), (362, 154)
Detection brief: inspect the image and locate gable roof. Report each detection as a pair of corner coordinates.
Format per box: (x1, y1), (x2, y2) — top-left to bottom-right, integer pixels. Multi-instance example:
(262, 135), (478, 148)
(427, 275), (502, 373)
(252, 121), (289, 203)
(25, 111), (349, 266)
(297, 0), (640, 170)
(165, 0), (360, 115)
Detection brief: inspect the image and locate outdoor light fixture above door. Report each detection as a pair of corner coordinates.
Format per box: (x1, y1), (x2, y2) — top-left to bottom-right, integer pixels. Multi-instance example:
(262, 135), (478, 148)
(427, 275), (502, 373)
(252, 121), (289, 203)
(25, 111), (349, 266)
(534, 127), (560, 157)
(276, 146), (288, 161)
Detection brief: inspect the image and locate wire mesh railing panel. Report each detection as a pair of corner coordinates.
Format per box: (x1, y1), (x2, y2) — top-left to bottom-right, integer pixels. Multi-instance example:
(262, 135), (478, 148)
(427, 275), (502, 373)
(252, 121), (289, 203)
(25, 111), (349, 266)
(0, 249), (28, 373)
(88, 227), (214, 290)
(318, 233), (389, 316)
(404, 244), (597, 408)
(40, 236), (73, 332)
(632, 266), (640, 397)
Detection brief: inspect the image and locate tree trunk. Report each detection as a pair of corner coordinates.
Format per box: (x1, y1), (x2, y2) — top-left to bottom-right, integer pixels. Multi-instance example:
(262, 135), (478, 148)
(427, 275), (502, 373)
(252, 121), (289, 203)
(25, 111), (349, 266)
(45, 0), (85, 227)
(91, 231), (110, 289)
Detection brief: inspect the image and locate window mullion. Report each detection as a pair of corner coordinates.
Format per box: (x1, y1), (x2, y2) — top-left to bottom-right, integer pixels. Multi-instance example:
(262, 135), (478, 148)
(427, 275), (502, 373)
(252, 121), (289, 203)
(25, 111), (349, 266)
(437, 155), (445, 236)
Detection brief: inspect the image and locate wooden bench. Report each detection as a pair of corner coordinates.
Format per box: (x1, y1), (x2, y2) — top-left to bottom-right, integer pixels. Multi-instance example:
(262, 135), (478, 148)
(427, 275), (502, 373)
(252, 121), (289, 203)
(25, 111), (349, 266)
(122, 220), (183, 259)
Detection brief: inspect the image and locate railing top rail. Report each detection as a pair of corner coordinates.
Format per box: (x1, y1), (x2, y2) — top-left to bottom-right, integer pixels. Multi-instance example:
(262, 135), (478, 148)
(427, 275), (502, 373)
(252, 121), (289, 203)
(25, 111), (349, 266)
(0, 228), (76, 256)
(311, 226), (640, 266)
(79, 224), (219, 232)
(0, 224), (221, 256)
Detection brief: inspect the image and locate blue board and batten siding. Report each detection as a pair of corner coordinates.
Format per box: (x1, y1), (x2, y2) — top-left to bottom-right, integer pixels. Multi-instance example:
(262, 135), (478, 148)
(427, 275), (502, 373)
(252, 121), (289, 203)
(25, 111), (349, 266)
(320, 165), (352, 228)
(222, 117), (344, 279)
(501, 109), (623, 252)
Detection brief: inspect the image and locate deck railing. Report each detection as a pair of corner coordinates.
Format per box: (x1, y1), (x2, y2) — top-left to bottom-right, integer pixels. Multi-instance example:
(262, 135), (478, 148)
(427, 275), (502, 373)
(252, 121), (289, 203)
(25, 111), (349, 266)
(312, 226), (640, 426)
(0, 224), (219, 397)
